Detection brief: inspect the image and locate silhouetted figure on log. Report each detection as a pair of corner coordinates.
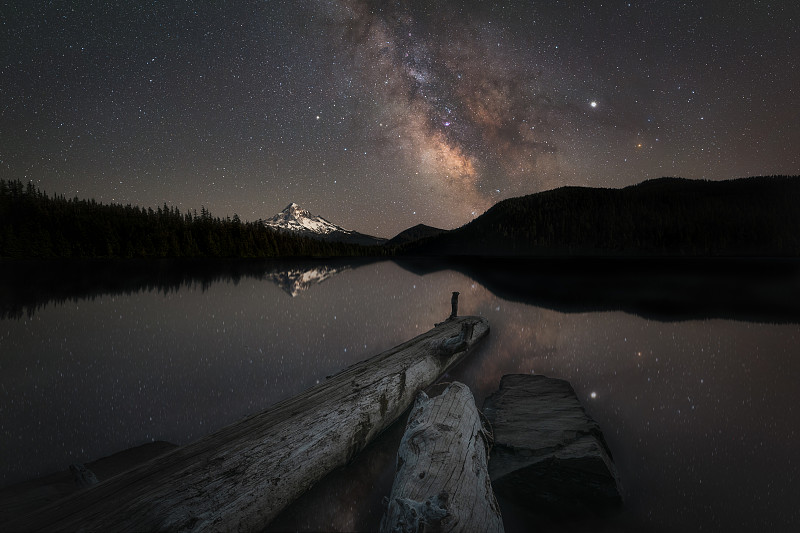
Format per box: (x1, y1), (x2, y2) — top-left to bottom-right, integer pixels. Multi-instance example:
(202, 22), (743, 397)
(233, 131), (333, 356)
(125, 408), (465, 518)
(450, 291), (459, 319)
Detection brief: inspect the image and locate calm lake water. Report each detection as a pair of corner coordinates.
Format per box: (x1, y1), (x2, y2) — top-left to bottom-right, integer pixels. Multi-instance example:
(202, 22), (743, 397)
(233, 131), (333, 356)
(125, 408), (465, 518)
(1, 258), (799, 531)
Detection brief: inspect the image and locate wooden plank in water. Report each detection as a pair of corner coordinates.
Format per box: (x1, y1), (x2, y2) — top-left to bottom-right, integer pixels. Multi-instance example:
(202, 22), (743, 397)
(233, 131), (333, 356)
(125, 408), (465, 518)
(5, 315), (489, 532)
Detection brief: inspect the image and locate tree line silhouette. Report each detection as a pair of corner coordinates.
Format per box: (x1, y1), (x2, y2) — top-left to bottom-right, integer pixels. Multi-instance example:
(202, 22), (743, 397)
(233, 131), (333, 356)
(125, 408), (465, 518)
(0, 180), (380, 259)
(3, 176), (799, 260)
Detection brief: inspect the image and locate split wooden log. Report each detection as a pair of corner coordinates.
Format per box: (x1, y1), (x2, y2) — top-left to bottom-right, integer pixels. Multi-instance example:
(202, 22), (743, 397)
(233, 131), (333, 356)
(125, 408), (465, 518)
(4, 316), (488, 532)
(381, 382), (504, 533)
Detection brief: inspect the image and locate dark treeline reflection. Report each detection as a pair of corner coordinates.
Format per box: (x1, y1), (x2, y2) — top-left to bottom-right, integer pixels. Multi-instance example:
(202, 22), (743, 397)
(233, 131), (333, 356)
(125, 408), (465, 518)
(398, 257), (800, 323)
(3, 257), (800, 323)
(3, 258), (799, 531)
(0, 258), (378, 319)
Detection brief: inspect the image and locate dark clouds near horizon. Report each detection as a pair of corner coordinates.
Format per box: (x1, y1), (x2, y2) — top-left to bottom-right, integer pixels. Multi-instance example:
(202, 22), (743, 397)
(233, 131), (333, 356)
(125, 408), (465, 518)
(2, 1), (798, 235)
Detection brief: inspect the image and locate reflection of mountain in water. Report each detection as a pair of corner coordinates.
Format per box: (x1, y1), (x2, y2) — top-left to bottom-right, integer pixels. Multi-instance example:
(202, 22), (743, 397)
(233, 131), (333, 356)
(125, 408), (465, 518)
(0, 259), (376, 319)
(4, 257), (800, 323)
(265, 265), (349, 297)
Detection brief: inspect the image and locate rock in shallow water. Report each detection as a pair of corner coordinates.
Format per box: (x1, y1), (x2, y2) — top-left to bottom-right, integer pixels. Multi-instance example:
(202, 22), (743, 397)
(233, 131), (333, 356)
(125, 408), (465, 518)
(483, 374), (622, 516)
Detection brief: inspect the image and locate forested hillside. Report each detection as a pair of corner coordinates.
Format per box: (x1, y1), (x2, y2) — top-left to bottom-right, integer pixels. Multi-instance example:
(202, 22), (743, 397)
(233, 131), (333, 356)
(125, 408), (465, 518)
(0, 180), (379, 259)
(5, 176), (799, 260)
(405, 176), (800, 257)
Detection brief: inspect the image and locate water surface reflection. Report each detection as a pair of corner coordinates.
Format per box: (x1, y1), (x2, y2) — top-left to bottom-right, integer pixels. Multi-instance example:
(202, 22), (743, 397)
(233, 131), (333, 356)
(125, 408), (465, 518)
(1, 259), (798, 531)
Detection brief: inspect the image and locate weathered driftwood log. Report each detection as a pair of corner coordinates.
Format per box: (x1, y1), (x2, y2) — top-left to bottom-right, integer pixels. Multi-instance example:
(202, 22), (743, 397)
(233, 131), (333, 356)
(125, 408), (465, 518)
(381, 382), (504, 533)
(483, 374), (622, 516)
(5, 316), (489, 532)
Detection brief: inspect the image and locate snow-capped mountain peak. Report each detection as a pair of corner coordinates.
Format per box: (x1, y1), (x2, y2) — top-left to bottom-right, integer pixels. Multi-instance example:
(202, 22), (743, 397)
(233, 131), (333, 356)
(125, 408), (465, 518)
(262, 202), (388, 246)
(264, 203), (353, 236)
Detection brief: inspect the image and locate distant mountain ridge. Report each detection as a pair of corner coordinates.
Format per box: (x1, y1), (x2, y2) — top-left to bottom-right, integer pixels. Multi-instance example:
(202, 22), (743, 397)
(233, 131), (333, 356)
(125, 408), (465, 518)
(386, 224), (447, 246)
(263, 203), (386, 246)
(402, 175), (800, 257)
(4, 176), (798, 260)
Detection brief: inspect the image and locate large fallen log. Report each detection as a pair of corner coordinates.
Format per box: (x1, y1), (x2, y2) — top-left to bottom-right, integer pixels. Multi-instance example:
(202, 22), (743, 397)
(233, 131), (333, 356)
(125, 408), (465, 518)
(4, 316), (489, 532)
(381, 382), (504, 533)
(483, 374), (622, 516)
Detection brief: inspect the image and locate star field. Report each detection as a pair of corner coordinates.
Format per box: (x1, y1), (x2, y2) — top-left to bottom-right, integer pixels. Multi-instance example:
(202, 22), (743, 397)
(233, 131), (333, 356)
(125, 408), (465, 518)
(2, 1), (798, 236)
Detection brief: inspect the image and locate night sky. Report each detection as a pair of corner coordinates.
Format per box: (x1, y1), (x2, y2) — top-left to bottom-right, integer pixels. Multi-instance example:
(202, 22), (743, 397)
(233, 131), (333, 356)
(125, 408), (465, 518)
(3, 1), (799, 237)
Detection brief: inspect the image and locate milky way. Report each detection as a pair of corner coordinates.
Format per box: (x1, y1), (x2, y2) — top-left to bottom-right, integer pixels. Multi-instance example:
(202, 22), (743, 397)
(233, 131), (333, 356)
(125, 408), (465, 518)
(2, 1), (798, 235)
(320, 0), (568, 215)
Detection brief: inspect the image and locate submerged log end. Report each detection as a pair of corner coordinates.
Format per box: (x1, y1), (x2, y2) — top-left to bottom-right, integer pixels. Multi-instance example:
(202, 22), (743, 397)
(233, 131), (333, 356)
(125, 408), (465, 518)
(383, 493), (449, 533)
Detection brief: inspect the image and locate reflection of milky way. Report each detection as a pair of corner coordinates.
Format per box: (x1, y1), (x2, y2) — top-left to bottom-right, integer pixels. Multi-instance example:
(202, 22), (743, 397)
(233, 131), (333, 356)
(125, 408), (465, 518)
(263, 264), (800, 531)
(324, 0), (565, 214)
(4, 261), (799, 531)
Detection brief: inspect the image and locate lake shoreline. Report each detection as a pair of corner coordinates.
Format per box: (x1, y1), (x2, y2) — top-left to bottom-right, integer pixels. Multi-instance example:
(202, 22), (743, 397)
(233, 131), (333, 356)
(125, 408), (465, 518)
(4, 256), (800, 323)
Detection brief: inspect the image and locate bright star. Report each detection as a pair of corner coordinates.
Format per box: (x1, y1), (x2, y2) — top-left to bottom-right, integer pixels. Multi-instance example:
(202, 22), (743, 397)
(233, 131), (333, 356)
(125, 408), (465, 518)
(590, 101), (598, 108)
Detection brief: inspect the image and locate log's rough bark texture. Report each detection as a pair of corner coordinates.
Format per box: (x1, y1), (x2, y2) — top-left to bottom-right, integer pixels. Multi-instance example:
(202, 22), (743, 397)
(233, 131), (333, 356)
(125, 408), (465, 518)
(483, 374), (622, 516)
(381, 382), (504, 533)
(4, 316), (489, 533)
